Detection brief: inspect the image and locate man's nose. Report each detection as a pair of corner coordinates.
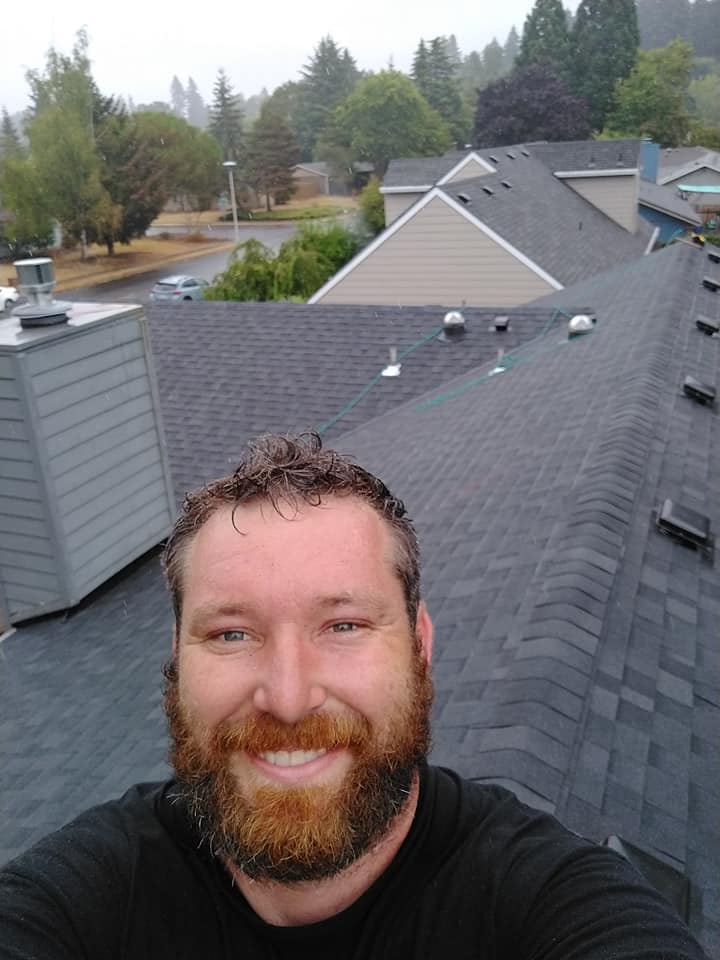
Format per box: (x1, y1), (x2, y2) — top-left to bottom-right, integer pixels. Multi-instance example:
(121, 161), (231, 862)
(252, 632), (327, 724)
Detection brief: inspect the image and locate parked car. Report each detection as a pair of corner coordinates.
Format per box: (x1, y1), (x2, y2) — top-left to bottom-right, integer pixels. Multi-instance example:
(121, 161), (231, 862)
(149, 275), (209, 302)
(0, 284), (19, 313)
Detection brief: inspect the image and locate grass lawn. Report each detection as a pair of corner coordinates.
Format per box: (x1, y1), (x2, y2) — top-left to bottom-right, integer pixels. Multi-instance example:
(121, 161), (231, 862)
(50, 234), (233, 290)
(152, 194), (359, 227)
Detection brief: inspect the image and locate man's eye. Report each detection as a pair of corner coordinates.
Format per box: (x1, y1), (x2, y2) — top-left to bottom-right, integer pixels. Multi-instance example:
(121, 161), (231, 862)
(331, 622), (358, 633)
(220, 630), (248, 642)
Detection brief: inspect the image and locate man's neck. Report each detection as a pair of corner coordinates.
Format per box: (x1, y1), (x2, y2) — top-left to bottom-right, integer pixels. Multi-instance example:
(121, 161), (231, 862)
(226, 774), (420, 927)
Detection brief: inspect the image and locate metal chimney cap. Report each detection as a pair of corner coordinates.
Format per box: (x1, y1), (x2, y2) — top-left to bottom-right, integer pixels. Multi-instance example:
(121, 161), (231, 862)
(12, 256), (71, 328)
(443, 311), (465, 329)
(568, 314), (595, 338)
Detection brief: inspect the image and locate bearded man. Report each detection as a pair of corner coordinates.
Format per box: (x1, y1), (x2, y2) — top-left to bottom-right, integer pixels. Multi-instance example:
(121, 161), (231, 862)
(0, 435), (707, 958)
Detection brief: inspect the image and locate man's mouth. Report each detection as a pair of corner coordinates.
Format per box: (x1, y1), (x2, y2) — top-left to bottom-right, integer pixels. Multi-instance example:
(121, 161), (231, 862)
(258, 749), (329, 767)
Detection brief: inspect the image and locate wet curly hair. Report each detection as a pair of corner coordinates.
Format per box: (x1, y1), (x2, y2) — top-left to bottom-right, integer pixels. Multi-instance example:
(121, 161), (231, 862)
(162, 433), (421, 628)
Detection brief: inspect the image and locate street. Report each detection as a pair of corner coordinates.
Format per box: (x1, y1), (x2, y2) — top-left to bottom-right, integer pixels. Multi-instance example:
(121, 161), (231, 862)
(63, 223), (297, 304)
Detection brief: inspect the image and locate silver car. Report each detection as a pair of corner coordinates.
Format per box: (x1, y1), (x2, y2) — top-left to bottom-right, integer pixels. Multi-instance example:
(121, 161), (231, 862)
(150, 275), (208, 302)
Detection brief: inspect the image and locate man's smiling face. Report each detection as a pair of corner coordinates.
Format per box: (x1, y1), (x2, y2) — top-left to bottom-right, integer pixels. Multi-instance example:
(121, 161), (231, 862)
(165, 495), (433, 882)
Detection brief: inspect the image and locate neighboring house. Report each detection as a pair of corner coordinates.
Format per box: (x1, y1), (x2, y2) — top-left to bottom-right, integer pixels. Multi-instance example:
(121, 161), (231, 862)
(638, 180), (702, 244)
(309, 143), (648, 308)
(292, 162), (332, 198)
(658, 147), (720, 191)
(292, 161), (374, 198)
(658, 148), (720, 218)
(2, 240), (719, 954)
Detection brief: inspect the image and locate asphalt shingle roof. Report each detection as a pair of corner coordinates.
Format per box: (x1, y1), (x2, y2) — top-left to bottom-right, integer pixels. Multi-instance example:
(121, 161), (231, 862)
(2, 242), (719, 953)
(438, 159), (648, 287)
(146, 302), (559, 502)
(383, 140), (642, 189)
(659, 147), (720, 182)
(639, 181), (703, 226)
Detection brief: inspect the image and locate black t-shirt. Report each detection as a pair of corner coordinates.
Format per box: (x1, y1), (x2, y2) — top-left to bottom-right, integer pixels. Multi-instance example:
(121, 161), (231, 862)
(0, 765), (707, 959)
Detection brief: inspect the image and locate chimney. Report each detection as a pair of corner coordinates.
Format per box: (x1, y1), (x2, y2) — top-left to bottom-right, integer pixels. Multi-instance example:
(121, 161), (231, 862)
(0, 281), (175, 624)
(640, 138), (659, 184)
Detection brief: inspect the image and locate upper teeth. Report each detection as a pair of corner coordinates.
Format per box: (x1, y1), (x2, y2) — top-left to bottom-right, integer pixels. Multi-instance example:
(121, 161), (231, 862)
(259, 749), (327, 767)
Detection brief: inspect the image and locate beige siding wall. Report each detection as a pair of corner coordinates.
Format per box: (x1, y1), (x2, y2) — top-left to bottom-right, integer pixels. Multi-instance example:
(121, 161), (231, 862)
(564, 174), (638, 232)
(384, 192), (424, 224)
(317, 196), (555, 307)
(444, 158), (490, 184)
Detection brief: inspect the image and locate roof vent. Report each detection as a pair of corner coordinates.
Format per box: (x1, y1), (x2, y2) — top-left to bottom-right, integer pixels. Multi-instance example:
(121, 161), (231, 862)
(488, 154), (499, 163)
(603, 837), (690, 923)
(683, 375), (716, 405)
(381, 346), (401, 377)
(481, 185), (494, 196)
(521, 148), (530, 157)
(506, 151), (517, 159)
(702, 276), (719, 292)
(708, 251), (720, 264)
(439, 310), (466, 343)
(568, 314), (595, 338)
(696, 314), (719, 335)
(12, 258), (71, 328)
(655, 498), (713, 556)
(457, 192), (471, 204)
(493, 315), (509, 332)
(501, 180), (512, 189)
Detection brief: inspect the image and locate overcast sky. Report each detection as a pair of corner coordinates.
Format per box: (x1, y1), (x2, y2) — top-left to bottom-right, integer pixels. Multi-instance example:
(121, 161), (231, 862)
(4, 0), (582, 116)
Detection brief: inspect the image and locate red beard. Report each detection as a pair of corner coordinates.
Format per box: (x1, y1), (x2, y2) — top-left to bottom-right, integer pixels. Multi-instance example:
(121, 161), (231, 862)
(164, 654), (433, 882)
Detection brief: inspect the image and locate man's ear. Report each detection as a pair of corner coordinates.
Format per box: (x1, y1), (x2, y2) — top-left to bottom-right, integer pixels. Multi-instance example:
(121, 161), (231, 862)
(416, 601), (434, 664)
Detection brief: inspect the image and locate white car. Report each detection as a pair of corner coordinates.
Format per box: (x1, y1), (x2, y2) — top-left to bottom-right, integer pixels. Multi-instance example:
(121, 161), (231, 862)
(1, 284), (19, 313)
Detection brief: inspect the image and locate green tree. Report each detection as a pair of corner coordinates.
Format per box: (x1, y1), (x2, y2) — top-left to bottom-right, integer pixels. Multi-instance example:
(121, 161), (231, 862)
(569, 0), (639, 130)
(209, 68), (244, 162)
(604, 39), (694, 145)
(0, 155), (53, 248)
(331, 71), (451, 177)
(516, 0), (570, 75)
(243, 105), (299, 211)
(134, 111), (222, 214)
(296, 36), (361, 159)
(689, 71), (720, 128)
(412, 39), (431, 92)
(205, 223), (361, 301)
(474, 62), (590, 146)
(359, 177), (385, 235)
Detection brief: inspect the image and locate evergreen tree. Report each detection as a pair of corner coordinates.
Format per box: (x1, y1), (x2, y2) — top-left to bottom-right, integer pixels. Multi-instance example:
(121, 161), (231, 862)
(413, 37), (466, 145)
(170, 75), (185, 117)
(243, 105), (299, 211)
(411, 39), (431, 91)
(209, 68), (244, 162)
(569, 0), (639, 130)
(503, 27), (520, 70)
(296, 36), (360, 158)
(689, 0), (720, 59)
(635, 0), (690, 49)
(445, 35), (463, 75)
(185, 77), (208, 128)
(1, 108), (22, 156)
(482, 39), (505, 84)
(516, 0), (570, 75)
(459, 50), (486, 101)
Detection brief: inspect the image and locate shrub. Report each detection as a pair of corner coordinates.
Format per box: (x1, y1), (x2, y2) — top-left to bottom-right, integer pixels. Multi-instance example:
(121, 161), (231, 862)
(359, 178), (385, 235)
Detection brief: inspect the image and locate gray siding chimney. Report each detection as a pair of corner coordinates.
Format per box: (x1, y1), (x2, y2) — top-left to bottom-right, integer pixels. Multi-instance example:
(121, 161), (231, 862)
(0, 302), (174, 623)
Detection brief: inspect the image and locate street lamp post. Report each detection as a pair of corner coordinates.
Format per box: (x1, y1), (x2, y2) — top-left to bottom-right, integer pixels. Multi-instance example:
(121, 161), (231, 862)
(222, 160), (239, 246)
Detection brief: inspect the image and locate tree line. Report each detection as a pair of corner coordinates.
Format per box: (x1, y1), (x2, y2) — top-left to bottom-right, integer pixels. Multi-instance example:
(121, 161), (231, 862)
(2, 10), (720, 259)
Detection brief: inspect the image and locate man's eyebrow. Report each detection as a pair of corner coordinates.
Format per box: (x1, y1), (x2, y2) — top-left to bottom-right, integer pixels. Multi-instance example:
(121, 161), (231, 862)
(186, 603), (251, 630)
(310, 593), (389, 613)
